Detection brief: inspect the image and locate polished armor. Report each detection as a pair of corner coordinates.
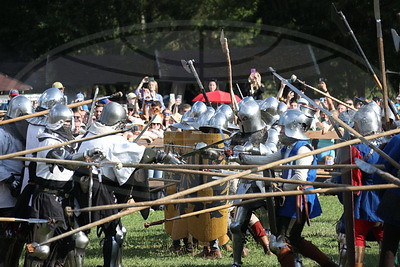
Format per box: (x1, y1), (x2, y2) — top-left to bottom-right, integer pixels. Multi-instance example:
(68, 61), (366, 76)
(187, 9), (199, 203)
(6, 95), (33, 119)
(237, 97), (266, 133)
(99, 102), (127, 127)
(259, 96), (280, 126)
(279, 109), (309, 140)
(353, 103), (382, 136)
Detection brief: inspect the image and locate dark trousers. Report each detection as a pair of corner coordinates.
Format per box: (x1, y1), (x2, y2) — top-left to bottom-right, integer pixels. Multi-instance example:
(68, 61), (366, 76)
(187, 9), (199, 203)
(379, 222), (400, 267)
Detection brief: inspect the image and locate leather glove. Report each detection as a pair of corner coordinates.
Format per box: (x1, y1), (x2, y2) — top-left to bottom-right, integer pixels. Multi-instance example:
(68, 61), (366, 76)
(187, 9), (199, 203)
(4, 174), (21, 197)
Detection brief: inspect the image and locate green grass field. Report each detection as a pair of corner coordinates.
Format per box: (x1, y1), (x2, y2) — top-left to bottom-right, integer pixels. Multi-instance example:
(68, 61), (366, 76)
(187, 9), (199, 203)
(82, 195), (380, 267)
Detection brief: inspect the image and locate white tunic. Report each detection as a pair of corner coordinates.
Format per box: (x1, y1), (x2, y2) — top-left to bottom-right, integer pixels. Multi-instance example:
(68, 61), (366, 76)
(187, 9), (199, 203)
(0, 127), (24, 208)
(36, 135), (74, 182)
(78, 123), (146, 185)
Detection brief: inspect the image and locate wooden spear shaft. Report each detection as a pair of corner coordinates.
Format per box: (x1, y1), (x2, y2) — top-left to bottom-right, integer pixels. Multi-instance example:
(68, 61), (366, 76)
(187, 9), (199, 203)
(34, 127), (400, 247)
(72, 183), (399, 214)
(0, 91), (122, 126)
(0, 99), (93, 125)
(143, 198), (263, 228)
(298, 80), (356, 111)
(11, 156), (384, 171)
(149, 183), (176, 193)
(0, 127), (132, 161)
(10, 157), (354, 189)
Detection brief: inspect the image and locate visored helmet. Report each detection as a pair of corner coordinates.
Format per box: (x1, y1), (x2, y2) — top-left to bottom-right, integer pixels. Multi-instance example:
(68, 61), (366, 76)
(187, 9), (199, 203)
(299, 105), (316, 130)
(99, 102), (127, 126)
(279, 109), (309, 140)
(237, 96), (266, 133)
(353, 104), (381, 136)
(259, 96), (279, 125)
(37, 87), (66, 110)
(6, 95), (33, 119)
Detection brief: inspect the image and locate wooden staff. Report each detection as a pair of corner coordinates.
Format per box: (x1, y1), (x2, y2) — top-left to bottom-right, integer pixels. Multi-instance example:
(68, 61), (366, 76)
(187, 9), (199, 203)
(0, 91), (122, 126)
(297, 79), (356, 111)
(149, 183), (176, 193)
(374, 0), (390, 126)
(149, 178), (180, 183)
(220, 29), (238, 111)
(144, 198), (263, 228)
(29, 127), (400, 248)
(69, 183), (399, 215)
(12, 156), (384, 171)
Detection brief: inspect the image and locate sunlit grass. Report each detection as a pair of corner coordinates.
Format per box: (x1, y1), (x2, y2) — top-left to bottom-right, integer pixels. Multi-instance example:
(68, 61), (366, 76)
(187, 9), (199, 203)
(80, 195), (380, 266)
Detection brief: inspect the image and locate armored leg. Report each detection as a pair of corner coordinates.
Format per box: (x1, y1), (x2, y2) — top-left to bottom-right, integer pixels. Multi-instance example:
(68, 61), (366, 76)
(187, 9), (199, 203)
(64, 231), (89, 267)
(24, 223), (54, 267)
(230, 205), (251, 267)
(103, 224), (126, 267)
(337, 233), (347, 267)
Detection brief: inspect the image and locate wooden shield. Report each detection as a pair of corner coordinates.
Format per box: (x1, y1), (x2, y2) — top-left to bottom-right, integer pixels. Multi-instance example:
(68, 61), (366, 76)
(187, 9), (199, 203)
(183, 131), (230, 242)
(163, 131), (188, 239)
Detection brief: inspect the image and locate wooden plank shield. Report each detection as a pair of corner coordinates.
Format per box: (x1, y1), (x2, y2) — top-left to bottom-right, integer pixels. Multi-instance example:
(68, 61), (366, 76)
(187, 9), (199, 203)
(163, 131), (188, 239)
(183, 131), (230, 242)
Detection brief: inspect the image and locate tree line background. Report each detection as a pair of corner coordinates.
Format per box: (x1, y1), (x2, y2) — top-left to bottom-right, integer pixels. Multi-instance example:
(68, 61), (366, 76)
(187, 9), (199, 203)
(1, 0), (399, 99)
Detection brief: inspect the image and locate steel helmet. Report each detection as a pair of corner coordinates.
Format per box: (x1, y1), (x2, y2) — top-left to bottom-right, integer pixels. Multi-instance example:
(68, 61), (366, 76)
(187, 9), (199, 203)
(279, 109), (309, 140)
(199, 112), (230, 134)
(37, 87), (66, 110)
(353, 104), (381, 136)
(171, 110), (195, 130)
(299, 105), (316, 130)
(237, 96), (266, 133)
(194, 106), (215, 130)
(98, 102), (127, 126)
(48, 104), (73, 125)
(6, 95), (33, 119)
(189, 101), (207, 119)
(259, 96), (280, 125)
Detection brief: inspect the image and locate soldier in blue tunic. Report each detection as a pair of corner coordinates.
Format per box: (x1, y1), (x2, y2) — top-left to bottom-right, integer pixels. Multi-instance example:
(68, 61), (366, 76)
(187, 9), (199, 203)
(240, 109), (337, 267)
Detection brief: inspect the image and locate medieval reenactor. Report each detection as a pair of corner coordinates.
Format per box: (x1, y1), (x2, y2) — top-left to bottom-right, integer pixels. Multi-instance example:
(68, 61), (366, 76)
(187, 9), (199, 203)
(226, 96), (275, 267)
(375, 133), (400, 266)
(74, 102), (182, 267)
(239, 109), (337, 267)
(335, 103), (384, 267)
(24, 104), (102, 266)
(0, 95), (33, 266)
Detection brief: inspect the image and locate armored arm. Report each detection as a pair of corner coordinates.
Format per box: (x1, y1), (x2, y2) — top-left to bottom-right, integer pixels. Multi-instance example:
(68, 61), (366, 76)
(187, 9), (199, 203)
(238, 150), (281, 165)
(46, 147), (105, 170)
(140, 148), (183, 165)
